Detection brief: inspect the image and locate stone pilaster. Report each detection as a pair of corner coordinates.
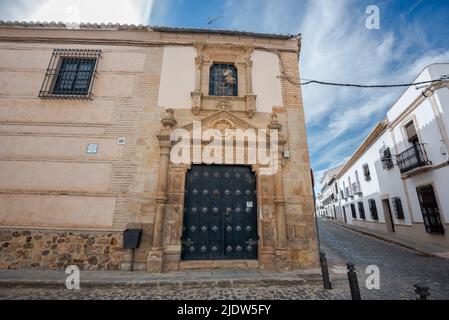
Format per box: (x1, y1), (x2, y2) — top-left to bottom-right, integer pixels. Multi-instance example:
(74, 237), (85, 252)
(147, 109), (176, 273)
(268, 114), (291, 270)
(245, 94), (257, 118)
(273, 162), (287, 249)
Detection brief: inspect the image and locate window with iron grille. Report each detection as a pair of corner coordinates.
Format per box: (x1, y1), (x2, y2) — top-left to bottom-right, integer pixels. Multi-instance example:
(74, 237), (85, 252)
(363, 164), (371, 181)
(416, 185), (445, 234)
(381, 147), (394, 170)
(358, 202), (366, 220)
(368, 199), (378, 220)
(350, 203), (357, 219)
(39, 49), (101, 99)
(392, 197), (405, 219)
(209, 63), (238, 96)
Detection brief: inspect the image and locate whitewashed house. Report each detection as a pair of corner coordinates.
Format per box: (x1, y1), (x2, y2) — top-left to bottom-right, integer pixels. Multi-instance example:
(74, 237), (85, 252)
(318, 63), (449, 249)
(316, 166), (343, 220)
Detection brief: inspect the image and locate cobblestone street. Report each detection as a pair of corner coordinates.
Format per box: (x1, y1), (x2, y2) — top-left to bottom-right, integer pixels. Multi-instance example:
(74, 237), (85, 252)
(0, 284), (349, 300)
(0, 219), (448, 300)
(319, 220), (449, 300)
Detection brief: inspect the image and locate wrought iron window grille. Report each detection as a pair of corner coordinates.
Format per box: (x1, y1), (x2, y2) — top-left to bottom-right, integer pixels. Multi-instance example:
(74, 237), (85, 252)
(39, 49), (102, 100)
(380, 147), (395, 170)
(350, 203), (357, 219)
(416, 185), (445, 235)
(392, 197), (405, 220)
(358, 202), (366, 220)
(362, 164), (371, 181)
(368, 199), (379, 221)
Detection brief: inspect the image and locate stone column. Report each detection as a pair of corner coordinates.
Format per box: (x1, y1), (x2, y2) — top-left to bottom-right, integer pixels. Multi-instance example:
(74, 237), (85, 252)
(242, 58), (256, 118)
(273, 159), (287, 248)
(268, 114), (290, 270)
(245, 59), (253, 94)
(194, 56), (203, 91)
(147, 109), (177, 273)
(191, 55), (203, 115)
(192, 43), (205, 115)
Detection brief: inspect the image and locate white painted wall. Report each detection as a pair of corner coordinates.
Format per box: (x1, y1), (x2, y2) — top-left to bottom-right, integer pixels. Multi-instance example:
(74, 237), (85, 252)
(372, 131), (412, 226)
(387, 64), (449, 224)
(158, 46), (196, 109)
(434, 86), (449, 148)
(338, 132), (385, 224)
(157, 47), (283, 113)
(327, 64), (449, 239)
(387, 68), (431, 123)
(251, 50), (283, 113)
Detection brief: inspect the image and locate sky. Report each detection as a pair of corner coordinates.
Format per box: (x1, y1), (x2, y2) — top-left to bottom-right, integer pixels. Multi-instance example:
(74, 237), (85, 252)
(1, 0), (449, 190)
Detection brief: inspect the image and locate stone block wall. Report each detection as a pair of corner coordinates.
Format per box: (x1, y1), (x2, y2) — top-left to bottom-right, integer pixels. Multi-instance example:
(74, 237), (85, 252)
(0, 229), (129, 270)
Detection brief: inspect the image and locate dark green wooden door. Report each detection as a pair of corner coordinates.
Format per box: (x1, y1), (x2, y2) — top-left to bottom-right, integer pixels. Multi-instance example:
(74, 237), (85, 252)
(181, 165), (258, 260)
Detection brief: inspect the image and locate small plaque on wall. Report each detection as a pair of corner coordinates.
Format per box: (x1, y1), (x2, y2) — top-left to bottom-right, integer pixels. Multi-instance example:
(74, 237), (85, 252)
(86, 143), (99, 154)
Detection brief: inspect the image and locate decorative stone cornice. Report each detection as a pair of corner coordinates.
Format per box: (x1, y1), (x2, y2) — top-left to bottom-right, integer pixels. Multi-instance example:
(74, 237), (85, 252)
(181, 109), (259, 133)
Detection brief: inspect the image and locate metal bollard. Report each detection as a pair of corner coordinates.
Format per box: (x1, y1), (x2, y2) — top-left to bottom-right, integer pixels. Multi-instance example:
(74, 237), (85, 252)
(347, 262), (361, 300)
(320, 251), (332, 289)
(414, 283), (431, 300)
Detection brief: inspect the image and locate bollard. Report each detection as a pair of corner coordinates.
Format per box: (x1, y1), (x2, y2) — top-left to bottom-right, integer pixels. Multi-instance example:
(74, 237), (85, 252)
(347, 262), (361, 300)
(320, 251), (332, 289)
(414, 283), (430, 300)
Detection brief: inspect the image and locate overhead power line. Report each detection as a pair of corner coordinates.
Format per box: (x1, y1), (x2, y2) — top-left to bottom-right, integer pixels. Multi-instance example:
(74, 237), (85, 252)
(297, 75), (449, 88)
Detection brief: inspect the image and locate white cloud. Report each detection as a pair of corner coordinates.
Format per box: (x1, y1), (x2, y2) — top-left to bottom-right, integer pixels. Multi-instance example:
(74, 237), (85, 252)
(298, 0), (449, 174)
(2, 0), (448, 177)
(1, 0), (154, 24)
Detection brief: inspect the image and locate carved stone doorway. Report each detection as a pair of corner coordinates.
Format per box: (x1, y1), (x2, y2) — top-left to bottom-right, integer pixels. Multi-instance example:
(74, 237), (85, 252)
(181, 165), (258, 260)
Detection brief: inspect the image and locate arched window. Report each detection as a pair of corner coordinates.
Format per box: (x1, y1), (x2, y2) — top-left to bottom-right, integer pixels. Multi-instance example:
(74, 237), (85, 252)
(209, 63), (238, 96)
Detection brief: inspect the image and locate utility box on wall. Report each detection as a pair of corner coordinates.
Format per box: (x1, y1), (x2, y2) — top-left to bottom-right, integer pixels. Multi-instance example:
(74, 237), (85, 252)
(123, 229), (143, 249)
(123, 228), (143, 271)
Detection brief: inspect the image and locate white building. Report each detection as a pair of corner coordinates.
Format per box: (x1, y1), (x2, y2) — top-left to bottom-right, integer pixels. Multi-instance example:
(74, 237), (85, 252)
(318, 63), (449, 249)
(316, 165), (343, 220)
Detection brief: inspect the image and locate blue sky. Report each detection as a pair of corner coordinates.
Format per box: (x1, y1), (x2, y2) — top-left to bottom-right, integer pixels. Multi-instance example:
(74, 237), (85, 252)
(2, 0), (449, 186)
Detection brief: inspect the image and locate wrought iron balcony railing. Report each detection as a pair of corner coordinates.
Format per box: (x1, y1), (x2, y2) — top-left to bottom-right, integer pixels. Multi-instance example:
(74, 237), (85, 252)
(352, 182), (362, 195)
(345, 187), (353, 198)
(397, 143), (431, 174)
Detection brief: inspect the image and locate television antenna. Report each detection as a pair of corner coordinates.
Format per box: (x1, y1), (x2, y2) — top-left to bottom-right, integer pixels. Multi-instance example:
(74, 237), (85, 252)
(207, 16), (223, 27)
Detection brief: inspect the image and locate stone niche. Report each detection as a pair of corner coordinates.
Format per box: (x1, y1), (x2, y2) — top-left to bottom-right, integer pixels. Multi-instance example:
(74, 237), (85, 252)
(191, 42), (257, 118)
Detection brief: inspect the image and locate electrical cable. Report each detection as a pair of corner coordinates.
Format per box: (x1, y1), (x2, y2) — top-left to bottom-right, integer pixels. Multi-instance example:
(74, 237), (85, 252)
(291, 75), (449, 88)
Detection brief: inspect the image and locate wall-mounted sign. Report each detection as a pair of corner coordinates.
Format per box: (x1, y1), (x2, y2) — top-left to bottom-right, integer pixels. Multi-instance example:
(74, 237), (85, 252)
(117, 137), (126, 145)
(246, 201), (253, 208)
(86, 143), (99, 154)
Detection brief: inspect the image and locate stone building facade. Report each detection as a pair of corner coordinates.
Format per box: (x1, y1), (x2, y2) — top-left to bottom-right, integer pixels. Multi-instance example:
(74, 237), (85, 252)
(0, 22), (318, 272)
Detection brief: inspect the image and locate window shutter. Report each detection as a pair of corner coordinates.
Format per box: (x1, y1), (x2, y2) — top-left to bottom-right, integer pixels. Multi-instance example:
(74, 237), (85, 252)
(405, 121), (418, 142)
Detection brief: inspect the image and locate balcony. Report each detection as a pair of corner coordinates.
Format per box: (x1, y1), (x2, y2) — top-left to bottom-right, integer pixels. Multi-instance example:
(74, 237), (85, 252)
(345, 187), (353, 199)
(397, 143), (432, 174)
(352, 182), (362, 195)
